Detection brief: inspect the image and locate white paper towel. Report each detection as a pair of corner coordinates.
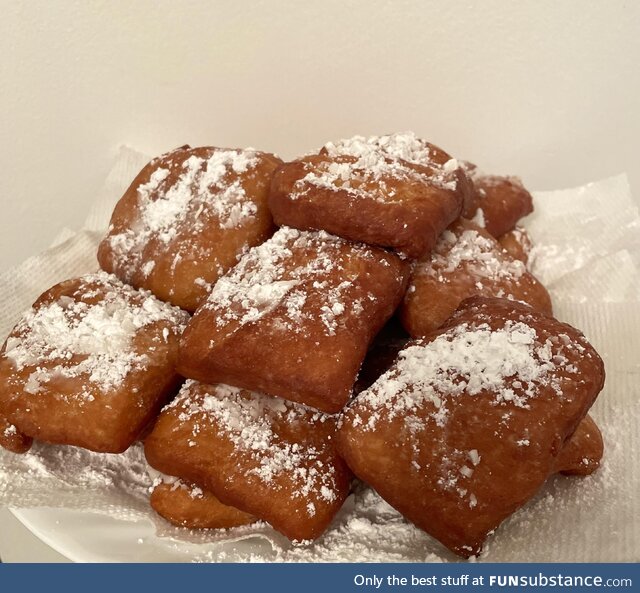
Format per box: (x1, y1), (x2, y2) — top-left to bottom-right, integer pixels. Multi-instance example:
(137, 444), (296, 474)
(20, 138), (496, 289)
(0, 148), (639, 562)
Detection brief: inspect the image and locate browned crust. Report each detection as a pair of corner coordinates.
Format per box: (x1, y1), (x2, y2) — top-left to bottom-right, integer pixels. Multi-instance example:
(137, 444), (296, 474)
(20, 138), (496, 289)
(98, 146), (282, 312)
(0, 276), (187, 453)
(150, 481), (256, 529)
(178, 238), (409, 414)
(269, 154), (467, 258)
(399, 219), (552, 338)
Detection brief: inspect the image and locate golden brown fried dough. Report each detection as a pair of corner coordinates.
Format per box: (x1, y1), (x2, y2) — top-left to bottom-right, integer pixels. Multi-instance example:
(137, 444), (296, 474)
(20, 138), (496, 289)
(145, 381), (351, 541)
(399, 219), (552, 337)
(0, 273), (189, 453)
(269, 133), (470, 258)
(338, 297), (605, 558)
(556, 414), (604, 476)
(178, 227), (408, 413)
(498, 226), (533, 266)
(0, 415), (32, 454)
(461, 162), (534, 238)
(150, 478), (256, 529)
(98, 145), (281, 312)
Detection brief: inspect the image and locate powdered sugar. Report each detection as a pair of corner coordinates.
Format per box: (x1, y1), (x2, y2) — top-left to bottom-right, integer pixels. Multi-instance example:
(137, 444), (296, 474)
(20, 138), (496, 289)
(194, 483), (455, 562)
(292, 132), (459, 202)
(140, 150), (258, 239)
(149, 470), (205, 500)
(106, 147), (261, 280)
(423, 227), (526, 282)
(204, 227), (377, 336)
(3, 423), (17, 438)
(3, 272), (188, 395)
(353, 319), (576, 431)
(169, 381), (339, 514)
(0, 441), (152, 517)
(471, 208), (486, 227)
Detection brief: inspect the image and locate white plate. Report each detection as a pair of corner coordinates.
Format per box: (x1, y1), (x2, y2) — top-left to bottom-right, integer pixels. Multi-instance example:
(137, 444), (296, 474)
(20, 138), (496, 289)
(12, 508), (186, 563)
(10, 508), (272, 563)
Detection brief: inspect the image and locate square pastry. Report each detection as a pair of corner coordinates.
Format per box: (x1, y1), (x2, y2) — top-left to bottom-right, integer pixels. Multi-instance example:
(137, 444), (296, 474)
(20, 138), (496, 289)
(178, 227), (408, 413)
(144, 380), (351, 541)
(269, 133), (471, 258)
(98, 145), (282, 312)
(0, 272), (189, 453)
(399, 219), (552, 337)
(338, 297), (605, 557)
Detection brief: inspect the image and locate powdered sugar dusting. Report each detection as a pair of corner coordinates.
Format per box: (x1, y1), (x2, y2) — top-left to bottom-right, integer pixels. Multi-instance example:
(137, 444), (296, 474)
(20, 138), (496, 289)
(106, 147), (261, 281)
(0, 441), (152, 516)
(3, 272), (188, 395)
(471, 208), (486, 227)
(422, 228), (526, 282)
(352, 320), (580, 432)
(169, 381), (339, 515)
(204, 227), (378, 336)
(293, 132), (459, 202)
(3, 423), (17, 438)
(148, 469), (205, 500)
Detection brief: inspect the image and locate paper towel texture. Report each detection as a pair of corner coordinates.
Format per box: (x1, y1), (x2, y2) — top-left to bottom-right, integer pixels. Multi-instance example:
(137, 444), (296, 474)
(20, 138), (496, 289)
(0, 147), (639, 561)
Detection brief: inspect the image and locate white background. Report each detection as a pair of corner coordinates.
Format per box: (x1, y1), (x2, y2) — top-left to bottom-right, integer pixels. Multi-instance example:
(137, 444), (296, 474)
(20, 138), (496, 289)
(0, 0), (639, 561)
(1, 0), (639, 272)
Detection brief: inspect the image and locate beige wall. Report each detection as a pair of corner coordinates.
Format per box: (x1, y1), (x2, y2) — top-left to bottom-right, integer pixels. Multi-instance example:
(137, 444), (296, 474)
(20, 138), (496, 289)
(1, 0), (639, 271)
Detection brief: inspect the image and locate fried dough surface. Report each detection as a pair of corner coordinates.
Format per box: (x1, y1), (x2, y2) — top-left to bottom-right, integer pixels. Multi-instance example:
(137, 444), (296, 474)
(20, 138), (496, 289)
(399, 219), (551, 337)
(0, 415), (32, 453)
(179, 227), (408, 413)
(0, 272), (189, 453)
(269, 133), (470, 258)
(498, 226), (533, 265)
(338, 297), (605, 557)
(150, 478), (256, 529)
(462, 162), (534, 237)
(556, 414), (604, 476)
(145, 381), (351, 541)
(98, 145), (281, 312)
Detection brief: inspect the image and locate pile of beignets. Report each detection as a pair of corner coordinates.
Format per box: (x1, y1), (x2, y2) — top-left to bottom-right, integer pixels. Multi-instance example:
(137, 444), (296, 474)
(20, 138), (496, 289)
(0, 133), (606, 558)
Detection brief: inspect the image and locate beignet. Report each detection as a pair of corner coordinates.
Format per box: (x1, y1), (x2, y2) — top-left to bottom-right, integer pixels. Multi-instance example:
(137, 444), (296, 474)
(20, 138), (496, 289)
(269, 133), (470, 258)
(144, 380), (351, 541)
(150, 477), (256, 529)
(399, 219), (551, 337)
(0, 272), (189, 453)
(461, 162), (534, 238)
(338, 297), (605, 557)
(98, 145), (281, 312)
(178, 227), (408, 413)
